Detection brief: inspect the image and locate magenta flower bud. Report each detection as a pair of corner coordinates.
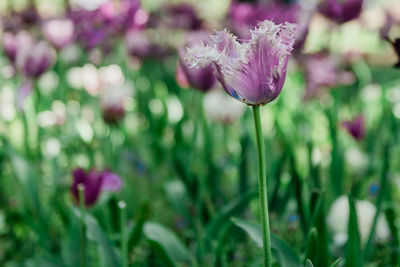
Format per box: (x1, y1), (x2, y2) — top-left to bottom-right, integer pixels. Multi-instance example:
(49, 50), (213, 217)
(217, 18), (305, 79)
(177, 31), (216, 92)
(341, 115), (365, 141)
(185, 20), (298, 106)
(43, 19), (75, 49)
(16, 41), (54, 79)
(318, 0), (363, 24)
(71, 168), (122, 207)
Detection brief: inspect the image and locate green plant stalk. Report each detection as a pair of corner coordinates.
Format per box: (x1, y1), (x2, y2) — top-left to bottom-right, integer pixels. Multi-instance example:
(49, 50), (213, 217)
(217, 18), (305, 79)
(78, 184), (86, 267)
(119, 201), (128, 267)
(252, 105), (271, 267)
(364, 144), (390, 259)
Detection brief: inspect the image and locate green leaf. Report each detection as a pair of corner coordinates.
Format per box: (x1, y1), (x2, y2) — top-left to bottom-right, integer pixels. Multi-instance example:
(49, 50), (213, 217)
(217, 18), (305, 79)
(345, 196), (363, 267)
(72, 207), (121, 267)
(309, 194), (330, 267)
(205, 190), (257, 240)
(305, 227), (318, 263)
(143, 222), (193, 267)
(128, 202), (150, 252)
(231, 218), (302, 267)
(305, 259), (314, 267)
(330, 258), (342, 267)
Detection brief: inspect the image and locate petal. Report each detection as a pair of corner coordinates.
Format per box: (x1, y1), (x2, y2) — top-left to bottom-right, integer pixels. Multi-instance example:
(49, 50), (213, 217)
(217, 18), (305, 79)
(101, 170), (123, 192)
(84, 170), (104, 206)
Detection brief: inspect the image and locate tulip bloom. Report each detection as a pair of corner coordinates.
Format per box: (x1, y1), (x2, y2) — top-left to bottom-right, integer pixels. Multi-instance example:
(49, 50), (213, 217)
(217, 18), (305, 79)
(318, 0), (363, 24)
(43, 19), (75, 49)
(186, 20), (297, 267)
(186, 20), (298, 106)
(302, 52), (354, 99)
(341, 115), (365, 141)
(101, 83), (133, 124)
(71, 168), (123, 207)
(228, 0), (299, 40)
(177, 31), (216, 92)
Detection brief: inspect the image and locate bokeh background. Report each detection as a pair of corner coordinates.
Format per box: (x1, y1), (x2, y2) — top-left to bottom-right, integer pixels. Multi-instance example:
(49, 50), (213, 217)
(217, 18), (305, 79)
(1, 0), (400, 266)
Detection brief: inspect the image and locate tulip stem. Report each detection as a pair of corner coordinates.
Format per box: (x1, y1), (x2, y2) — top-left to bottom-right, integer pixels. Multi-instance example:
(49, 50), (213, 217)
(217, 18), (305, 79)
(78, 184), (86, 267)
(252, 105), (271, 267)
(119, 201), (128, 267)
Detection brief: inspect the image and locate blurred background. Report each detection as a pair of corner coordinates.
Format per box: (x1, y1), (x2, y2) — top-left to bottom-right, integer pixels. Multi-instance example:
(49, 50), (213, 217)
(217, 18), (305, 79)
(1, 0), (400, 266)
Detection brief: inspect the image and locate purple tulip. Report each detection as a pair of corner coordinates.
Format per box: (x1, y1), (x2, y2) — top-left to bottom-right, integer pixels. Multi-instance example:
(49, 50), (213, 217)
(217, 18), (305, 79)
(318, 0), (363, 24)
(2, 31), (33, 64)
(341, 115), (365, 140)
(71, 168), (123, 207)
(16, 40), (54, 79)
(302, 52), (354, 99)
(69, 0), (141, 49)
(2, 5), (41, 32)
(185, 20), (298, 106)
(125, 30), (170, 59)
(163, 3), (203, 30)
(43, 19), (75, 49)
(228, 0), (300, 40)
(177, 31), (216, 92)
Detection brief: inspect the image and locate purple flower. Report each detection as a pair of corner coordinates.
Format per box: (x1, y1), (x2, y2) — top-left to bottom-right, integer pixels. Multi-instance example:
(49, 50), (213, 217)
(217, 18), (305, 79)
(125, 30), (170, 59)
(2, 5), (41, 32)
(69, 0), (141, 50)
(16, 40), (54, 79)
(71, 168), (123, 207)
(163, 3), (203, 30)
(341, 115), (365, 141)
(185, 20), (298, 106)
(177, 31), (216, 92)
(43, 19), (75, 49)
(228, 1), (300, 40)
(318, 0), (363, 24)
(302, 52), (354, 99)
(2, 31), (33, 64)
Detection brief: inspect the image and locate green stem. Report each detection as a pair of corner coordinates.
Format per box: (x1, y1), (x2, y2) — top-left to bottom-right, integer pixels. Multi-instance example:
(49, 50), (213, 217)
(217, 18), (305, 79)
(119, 201), (128, 267)
(78, 184), (86, 267)
(251, 106), (271, 267)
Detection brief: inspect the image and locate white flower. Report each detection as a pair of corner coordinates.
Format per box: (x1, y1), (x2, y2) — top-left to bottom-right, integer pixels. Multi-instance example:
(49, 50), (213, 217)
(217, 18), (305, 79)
(327, 195), (390, 246)
(203, 88), (245, 123)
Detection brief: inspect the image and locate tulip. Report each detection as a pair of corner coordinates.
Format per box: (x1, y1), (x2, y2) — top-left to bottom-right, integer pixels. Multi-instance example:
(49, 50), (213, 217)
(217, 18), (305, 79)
(186, 20), (297, 267)
(163, 3), (203, 30)
(101, 83), (133, 124)
(302, 52), (354, 99)
(228, 0), (300, 40)
(43, 19), (75, 49)
(2, 31), (33, 65)
(177, 31), (216, 92)
(341, 115), (365, 141)
(71, 168), (123, 207)
(186, 20), (298, 106)
(125, 30), (170, 59)
(16, 40), (54, 79)
(318, 0), (363, 24)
